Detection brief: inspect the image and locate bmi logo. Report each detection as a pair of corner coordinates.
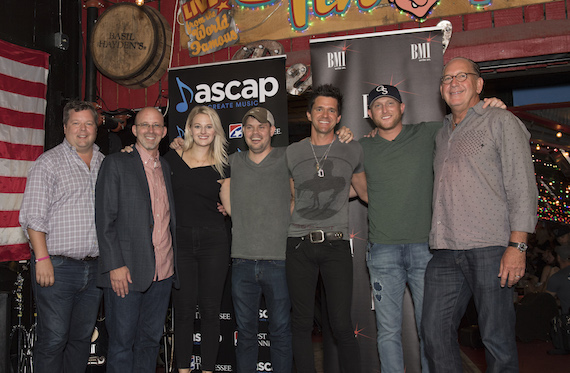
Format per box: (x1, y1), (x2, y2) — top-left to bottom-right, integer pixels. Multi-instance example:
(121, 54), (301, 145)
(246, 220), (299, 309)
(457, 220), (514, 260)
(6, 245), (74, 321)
(411, 43), (431, 62)
(229, 124), (242, 139)
(327, 51), (346, 70)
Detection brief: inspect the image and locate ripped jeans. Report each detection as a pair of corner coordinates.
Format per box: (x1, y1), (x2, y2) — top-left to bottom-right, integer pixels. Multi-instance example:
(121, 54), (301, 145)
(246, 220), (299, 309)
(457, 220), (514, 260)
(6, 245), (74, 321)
(366, 241), (432, 373)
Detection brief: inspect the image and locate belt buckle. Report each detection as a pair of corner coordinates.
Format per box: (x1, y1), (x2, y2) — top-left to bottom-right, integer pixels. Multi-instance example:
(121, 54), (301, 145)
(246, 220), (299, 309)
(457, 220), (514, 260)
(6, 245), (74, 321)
(309, 230), (325, 244)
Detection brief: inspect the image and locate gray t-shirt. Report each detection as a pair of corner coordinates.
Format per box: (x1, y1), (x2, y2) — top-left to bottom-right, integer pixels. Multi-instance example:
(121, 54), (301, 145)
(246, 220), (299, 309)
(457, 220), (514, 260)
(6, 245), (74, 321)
(287, 138), (364, 238)
(229, 147), (290, 260)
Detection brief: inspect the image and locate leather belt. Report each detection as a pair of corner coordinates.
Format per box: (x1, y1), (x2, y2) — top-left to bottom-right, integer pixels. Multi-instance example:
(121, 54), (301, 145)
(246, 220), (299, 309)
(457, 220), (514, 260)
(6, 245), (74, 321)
(51, 255), (99, 261)
(301, 230), (344, 244)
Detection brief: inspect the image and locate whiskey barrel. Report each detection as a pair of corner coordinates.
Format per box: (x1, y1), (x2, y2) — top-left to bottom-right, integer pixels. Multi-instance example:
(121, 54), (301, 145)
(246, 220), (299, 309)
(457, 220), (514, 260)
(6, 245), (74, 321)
(90, 3), (172, 89)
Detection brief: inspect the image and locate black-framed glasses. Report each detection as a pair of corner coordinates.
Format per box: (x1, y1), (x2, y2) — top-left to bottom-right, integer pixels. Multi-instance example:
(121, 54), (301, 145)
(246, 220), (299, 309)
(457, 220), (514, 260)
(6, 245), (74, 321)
(136, 122), (164, 130)
(440, 72), (479, 85)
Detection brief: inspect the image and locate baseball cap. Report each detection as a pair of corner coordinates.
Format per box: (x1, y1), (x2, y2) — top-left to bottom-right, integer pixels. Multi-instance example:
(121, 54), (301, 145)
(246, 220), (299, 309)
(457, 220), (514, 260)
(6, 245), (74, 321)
(555, 245), (570, 260)
(368, 85), (402, 107)
(242, 107), (275, 126)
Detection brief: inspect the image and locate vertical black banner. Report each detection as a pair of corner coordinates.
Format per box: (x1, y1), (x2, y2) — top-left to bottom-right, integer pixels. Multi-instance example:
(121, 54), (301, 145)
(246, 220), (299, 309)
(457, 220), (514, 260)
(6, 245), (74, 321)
(310, 27), (446, 373)
(167, 56), (288, 372)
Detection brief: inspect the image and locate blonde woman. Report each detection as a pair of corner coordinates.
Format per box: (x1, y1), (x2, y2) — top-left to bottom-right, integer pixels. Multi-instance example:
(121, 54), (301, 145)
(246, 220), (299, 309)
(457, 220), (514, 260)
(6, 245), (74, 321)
(164, 105), (230, 373)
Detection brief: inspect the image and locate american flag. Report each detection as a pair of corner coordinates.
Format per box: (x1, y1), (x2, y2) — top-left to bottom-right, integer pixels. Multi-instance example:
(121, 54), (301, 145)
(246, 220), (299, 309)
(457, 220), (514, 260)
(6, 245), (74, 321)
(0, 39), (49, 262)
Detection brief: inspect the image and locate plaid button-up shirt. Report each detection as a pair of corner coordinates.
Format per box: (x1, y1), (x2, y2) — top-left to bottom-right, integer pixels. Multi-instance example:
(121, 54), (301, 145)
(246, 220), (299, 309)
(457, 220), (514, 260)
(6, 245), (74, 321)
(19, 139), (104, 259)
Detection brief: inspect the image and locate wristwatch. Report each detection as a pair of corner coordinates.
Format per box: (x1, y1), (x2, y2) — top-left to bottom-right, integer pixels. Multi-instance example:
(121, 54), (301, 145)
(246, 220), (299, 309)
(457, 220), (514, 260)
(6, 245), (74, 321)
(508, 241), (528, 253)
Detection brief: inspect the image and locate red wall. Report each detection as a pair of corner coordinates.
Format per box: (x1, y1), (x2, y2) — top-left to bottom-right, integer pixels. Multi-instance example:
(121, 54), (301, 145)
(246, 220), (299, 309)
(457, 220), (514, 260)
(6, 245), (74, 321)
(85, 0), (570, 112)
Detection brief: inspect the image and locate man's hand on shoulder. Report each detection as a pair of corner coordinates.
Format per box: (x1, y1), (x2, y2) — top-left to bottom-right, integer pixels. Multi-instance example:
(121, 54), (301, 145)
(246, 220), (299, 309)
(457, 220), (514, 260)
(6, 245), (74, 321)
(336, 126), (354, 143)
(482, 97), (507, 110)
(170, 137), (184, 150)
(120, 144), (135, 153)
(110, 266), (132, 298)
(363, 128), (379, 138)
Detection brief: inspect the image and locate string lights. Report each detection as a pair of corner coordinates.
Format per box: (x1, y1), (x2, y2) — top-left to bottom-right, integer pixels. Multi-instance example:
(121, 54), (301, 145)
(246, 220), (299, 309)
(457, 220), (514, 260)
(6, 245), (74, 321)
(533, 144), (570, 224)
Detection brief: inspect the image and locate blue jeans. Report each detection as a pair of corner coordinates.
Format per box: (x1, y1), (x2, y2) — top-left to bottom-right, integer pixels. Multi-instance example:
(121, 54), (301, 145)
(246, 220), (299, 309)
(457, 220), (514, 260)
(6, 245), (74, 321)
(31, 256), (101, 373)
(104, 276), (173, 373)
(422, 247), (518, 373)
(286, 237), (361, 373)
(232, 259), (292, 373)
(366, 242), (431, 373)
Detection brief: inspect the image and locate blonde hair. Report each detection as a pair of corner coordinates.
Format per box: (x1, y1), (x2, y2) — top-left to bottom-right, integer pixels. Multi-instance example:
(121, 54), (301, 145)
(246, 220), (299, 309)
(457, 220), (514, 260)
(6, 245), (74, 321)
(183, 105), (228, 178)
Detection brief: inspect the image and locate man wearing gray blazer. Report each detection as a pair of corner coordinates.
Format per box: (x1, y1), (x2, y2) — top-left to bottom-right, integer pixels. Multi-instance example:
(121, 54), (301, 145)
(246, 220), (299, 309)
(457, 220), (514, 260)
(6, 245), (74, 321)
(96, 107), (178, 373)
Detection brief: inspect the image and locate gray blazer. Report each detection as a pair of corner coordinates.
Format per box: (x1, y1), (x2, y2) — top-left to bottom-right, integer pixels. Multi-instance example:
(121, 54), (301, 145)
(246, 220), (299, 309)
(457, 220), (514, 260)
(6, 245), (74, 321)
(95, 148), (178, 292)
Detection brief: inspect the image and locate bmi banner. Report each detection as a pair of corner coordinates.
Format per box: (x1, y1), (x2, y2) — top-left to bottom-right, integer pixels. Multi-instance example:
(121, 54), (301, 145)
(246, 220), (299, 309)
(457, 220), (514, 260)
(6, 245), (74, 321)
(167, 56), (288, 372)
(310, 26), (446, 372)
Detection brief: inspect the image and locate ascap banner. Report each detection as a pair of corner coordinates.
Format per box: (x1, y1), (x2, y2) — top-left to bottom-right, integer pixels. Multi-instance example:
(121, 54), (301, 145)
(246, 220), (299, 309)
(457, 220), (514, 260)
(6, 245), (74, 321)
(310, 26), (445, 372)
(179, 0), (552, 46)
(179, 0), (239, 57)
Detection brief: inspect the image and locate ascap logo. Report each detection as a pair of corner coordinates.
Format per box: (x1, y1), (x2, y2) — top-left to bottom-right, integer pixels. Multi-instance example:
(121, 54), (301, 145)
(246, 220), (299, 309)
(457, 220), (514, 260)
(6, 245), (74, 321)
(327, 51), (346, 70)
(175, 76), (279, 113)
(411, 42), (431, 62)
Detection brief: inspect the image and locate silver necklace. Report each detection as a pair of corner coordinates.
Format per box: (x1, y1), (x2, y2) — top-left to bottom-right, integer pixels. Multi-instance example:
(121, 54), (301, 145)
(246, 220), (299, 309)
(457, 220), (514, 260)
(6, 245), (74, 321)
(310, 138), (335, 178)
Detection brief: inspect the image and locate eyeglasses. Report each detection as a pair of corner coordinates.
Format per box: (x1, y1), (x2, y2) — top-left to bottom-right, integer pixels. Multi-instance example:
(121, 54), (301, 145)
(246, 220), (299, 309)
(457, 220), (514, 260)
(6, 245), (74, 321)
(440, 72), (479, 85)
(136, 122), (164, 130)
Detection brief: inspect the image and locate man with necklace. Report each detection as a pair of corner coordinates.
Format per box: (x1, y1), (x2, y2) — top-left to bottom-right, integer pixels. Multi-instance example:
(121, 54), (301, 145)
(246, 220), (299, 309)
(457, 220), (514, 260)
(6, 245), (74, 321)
(286, 84), (367, 373)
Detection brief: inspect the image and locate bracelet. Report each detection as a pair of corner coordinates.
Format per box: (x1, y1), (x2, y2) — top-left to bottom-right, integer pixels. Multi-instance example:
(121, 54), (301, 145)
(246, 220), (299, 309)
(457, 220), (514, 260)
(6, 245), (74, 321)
(35, 256), (50, 263)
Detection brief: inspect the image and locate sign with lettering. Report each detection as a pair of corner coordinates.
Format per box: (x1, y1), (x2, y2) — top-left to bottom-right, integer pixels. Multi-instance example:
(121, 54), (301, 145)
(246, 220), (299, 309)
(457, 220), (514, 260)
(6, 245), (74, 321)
(179, 0), (239, 57)
(168, 56), (288, 153)
(178, 0), (550, 46)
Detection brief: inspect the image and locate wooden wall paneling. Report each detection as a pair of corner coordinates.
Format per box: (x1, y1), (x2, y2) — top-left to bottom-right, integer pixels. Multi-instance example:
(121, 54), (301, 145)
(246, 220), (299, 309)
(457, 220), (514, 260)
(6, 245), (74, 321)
(213, 48), (230, 62)
(199, 53), (215, 64)
(524, 4), (546, 22)
(402, 21), (420, 30)
(277, 39), (292, 53)
(494, 7), (525, 27)
(346, 27), (376, 36)
(128, 87), (147, 109)
(464, 11), (493, 31)
(545, 0), (567, 20)
(291, 36), (311, 52)
(99, 74), (119, 110)
(445, 15), (465, 33)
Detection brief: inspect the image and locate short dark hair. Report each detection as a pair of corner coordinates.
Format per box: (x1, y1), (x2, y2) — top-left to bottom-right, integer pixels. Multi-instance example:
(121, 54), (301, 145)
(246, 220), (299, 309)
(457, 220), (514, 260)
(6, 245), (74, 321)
(307, 84), (343, 114)
(63, 100), (98, 126)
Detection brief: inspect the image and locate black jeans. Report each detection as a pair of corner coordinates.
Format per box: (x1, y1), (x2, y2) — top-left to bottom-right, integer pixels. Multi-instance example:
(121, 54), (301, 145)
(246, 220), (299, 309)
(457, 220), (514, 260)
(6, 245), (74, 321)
(285, 237), (361, 373)
(172, 225), (230, 370)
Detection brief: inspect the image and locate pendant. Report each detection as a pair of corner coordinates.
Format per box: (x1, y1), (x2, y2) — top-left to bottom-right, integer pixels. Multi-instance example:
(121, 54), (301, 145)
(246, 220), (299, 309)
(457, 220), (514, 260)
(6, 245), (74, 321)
(318, 168), (325, 178)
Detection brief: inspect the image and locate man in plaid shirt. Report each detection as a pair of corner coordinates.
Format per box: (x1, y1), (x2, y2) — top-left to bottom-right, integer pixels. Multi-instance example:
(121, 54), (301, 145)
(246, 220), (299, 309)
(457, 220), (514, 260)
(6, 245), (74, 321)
(20, 101), (104, 373)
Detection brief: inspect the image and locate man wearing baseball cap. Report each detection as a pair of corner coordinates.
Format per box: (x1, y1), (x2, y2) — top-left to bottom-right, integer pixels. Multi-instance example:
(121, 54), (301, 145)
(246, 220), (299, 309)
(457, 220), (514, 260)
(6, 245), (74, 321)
(360, 84), (506, 372)
(224, 107), (293, 373)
